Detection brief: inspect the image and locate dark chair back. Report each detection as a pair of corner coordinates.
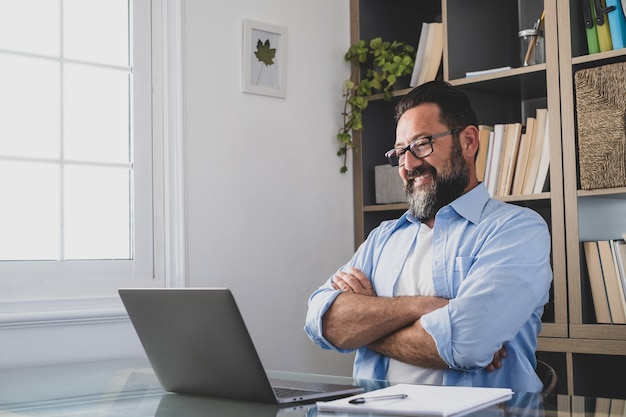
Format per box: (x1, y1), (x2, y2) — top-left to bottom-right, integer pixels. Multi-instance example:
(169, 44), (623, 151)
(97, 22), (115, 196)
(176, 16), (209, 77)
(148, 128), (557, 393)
(536, 360), (558, 395)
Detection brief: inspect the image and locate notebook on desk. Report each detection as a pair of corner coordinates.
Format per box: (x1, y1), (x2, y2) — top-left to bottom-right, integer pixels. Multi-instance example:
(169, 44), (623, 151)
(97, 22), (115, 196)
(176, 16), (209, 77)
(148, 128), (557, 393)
(316, 383), (513, 417)
(118, 288), (364, 404)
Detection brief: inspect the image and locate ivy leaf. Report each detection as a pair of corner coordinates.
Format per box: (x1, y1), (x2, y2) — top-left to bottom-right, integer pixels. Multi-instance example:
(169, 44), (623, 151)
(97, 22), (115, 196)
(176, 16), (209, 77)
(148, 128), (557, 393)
(255, 39), (276, 66)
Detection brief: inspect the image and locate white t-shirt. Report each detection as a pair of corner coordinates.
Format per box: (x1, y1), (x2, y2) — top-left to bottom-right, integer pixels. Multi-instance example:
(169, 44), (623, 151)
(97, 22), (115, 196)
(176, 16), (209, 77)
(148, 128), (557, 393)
(385, 224), (444, 384)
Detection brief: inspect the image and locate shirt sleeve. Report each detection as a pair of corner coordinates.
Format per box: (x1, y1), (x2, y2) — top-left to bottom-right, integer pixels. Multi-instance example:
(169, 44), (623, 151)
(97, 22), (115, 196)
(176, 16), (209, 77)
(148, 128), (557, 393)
(303, 220), (397, 352)
(421, 205), (552, 371)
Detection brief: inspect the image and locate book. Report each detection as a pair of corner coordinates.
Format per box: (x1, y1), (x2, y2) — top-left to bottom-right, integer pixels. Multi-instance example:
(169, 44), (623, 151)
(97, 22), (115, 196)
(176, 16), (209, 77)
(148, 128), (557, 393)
(483, 129), (495, 192)
(598, 240), (626, 324)
(499, 122), (522, 196)
(608, 398), (626, 417)
(511, 117), (535, 195)
(596, 397), (612, 417)
(465, 66), (512, 78)
(316, 383), (513, 417)
(416, 22), (444, 86)
(583, 0), (601, 53)
(485, 124), (506, 197)
(475, 125), (493, 182)
(495, 123), (511, 196)
(410, 23), (430, 87)
(596, 0), (615, 52)
(571, 396), (586, 417)
(583, 241), (612, 324)
(611, 240), (626, 312)
(607, 0), (626, 49)
(532, 113), (551, 193)
(522, 108), (548, 195)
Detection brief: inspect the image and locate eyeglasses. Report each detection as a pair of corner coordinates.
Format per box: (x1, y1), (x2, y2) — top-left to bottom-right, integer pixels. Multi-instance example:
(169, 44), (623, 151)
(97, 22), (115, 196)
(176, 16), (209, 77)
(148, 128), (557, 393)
(384, 128), (463, 167)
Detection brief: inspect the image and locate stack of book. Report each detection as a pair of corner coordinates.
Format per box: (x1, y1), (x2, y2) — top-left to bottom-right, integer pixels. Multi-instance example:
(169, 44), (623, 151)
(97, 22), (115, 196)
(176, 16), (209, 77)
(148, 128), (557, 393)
(581, 0), (626, 53)
(476, 109), (550, 197)
(583, 234), (626, 324)
(409, 22), (444, 87)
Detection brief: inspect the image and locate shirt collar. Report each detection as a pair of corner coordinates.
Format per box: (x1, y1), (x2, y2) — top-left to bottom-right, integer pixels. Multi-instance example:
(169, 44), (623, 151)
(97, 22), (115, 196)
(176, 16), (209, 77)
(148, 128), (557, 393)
(447, 182), (489, 225)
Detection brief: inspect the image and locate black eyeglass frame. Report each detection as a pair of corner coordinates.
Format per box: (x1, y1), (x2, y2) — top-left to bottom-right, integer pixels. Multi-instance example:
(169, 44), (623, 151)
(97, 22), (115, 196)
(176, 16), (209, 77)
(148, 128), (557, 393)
(384, 127), (463, 167)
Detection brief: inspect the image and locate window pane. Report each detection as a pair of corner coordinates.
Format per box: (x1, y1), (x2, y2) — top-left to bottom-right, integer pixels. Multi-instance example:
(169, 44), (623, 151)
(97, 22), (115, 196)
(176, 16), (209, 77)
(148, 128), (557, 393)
(0, 0), (60, 56)
(0, 161), (60, 260)
(64, 64), (130, 163)
(64, 0), (129, 66)
(0, 55), (60, 159)
(0, 0), (156, 296)
(64, 165), (131, 260)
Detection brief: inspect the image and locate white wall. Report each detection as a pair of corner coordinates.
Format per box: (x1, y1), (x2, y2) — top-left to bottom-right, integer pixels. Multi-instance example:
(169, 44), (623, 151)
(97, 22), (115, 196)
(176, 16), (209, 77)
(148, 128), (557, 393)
(0, 0), (356, 376)
(182, 1), (355, 375)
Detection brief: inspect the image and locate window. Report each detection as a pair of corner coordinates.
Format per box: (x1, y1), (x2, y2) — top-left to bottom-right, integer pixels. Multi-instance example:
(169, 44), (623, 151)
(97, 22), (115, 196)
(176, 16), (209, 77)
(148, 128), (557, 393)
(0, 0), (160, 298)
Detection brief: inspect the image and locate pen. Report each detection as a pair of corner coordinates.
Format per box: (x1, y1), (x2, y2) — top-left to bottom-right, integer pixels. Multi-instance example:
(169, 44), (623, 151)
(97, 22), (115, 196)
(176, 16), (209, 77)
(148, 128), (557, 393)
(349, 394), (408, 404)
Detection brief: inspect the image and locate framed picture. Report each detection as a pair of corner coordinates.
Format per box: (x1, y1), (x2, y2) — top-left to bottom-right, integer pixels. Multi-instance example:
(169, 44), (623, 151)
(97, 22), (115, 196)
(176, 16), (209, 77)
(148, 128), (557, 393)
(242, 20), (287, 98)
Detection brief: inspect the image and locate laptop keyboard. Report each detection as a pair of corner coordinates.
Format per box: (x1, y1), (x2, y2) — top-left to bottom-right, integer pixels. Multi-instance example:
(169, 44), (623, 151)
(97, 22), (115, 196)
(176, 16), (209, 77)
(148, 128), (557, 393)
(273, 386), (321, 398)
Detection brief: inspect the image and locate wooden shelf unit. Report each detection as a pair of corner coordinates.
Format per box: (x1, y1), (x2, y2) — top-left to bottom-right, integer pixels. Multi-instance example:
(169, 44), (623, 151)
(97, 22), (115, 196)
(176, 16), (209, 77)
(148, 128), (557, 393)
(554, 0), (626, 399)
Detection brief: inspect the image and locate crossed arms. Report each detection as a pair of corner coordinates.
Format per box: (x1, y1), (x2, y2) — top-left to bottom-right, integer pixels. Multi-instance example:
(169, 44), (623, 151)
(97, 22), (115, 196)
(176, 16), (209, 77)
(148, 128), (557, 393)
(323, 268), (506, 371)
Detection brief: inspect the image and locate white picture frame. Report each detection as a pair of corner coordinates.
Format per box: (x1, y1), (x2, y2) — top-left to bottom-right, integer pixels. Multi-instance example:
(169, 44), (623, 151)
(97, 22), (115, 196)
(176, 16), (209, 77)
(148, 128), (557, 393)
(242, 20), (287, 98)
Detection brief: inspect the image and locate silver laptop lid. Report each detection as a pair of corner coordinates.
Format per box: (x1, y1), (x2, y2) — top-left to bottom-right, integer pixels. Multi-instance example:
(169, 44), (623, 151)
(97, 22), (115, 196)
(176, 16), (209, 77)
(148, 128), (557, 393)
(119, 288), (364, 404)
(119, 288), (279, 403)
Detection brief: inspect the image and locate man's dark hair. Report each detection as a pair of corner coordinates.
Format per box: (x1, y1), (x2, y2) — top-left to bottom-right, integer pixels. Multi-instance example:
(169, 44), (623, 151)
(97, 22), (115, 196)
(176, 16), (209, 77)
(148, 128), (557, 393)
(394, 81), (478, 130)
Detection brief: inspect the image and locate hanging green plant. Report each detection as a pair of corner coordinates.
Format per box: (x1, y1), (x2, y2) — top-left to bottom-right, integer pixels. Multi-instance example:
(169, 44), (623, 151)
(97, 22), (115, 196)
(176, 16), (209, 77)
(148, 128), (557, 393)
(337, 37), (415, 173)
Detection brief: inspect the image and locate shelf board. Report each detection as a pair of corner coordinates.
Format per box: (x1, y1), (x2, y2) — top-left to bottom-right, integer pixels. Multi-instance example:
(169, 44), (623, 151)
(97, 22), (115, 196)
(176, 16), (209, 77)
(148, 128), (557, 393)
(577, 187), (626, 199)
(450, 64), (546, 85)
(363, 203), (407, 212)
(570, 324), (626, 341)
(538, 336), (626, 354)
(498, 192), (551, 203)
(448, 66), (548, 101)
(365, 65), (548, 103)
(540, 323), (569, 338)
(361, 192), (550, 212)
(572, 48), (626, 67)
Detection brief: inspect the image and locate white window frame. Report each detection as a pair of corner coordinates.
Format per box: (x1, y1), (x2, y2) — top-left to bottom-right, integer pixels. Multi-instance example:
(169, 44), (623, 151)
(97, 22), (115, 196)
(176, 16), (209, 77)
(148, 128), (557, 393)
(0, 0), (188, 327)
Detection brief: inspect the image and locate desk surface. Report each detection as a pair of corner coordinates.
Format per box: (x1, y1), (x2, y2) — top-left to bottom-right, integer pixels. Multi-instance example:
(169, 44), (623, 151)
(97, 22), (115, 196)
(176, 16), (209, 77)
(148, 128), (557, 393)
(0, 358), (610, 417)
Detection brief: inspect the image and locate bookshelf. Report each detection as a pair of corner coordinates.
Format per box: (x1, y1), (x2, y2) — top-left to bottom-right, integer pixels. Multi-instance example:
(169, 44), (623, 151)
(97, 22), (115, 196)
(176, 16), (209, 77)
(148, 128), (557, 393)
(349, 0), (626, 399)
(554, 0), (626, 400)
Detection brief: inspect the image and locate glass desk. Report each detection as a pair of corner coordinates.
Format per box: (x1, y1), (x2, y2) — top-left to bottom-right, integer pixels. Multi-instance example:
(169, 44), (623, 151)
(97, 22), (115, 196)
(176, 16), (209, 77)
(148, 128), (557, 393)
(0, 358), (612, 417)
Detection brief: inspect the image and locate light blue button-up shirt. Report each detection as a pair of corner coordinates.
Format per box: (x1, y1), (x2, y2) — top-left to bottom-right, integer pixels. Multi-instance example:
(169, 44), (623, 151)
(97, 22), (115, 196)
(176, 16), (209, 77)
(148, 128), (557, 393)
(305, 183), (552, 393)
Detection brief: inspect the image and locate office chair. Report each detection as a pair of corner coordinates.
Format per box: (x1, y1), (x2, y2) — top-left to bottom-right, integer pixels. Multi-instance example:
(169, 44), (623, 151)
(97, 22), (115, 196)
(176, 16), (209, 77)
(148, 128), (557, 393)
(536, 360), (558, 395)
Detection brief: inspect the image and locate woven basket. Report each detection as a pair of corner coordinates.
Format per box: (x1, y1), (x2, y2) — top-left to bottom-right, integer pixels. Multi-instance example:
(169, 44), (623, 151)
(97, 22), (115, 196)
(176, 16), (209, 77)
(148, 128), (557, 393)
(574, 62), (626, 190)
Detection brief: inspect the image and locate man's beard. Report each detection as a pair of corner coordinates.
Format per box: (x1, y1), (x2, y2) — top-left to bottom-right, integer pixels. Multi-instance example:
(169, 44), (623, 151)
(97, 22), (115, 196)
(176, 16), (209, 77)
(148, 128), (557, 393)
(405, 143), (470, 221)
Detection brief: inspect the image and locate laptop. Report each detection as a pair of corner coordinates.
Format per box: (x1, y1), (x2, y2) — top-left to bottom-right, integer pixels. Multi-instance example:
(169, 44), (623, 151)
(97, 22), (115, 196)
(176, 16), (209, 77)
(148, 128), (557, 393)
(118, 288), (364, 404)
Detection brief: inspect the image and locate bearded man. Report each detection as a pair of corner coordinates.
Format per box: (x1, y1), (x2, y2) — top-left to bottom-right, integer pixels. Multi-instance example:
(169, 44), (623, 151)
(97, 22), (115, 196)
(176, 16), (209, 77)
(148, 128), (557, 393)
(304, 81), (552, 393)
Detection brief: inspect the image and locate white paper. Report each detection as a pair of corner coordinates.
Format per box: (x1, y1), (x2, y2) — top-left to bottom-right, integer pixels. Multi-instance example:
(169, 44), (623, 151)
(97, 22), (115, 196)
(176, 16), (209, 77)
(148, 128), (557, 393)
(316, 383), (513, 417)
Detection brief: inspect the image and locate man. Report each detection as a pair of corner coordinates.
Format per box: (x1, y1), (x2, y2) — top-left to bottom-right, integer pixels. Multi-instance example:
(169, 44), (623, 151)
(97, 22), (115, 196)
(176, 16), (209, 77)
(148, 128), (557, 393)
(305, 81), (552, 393)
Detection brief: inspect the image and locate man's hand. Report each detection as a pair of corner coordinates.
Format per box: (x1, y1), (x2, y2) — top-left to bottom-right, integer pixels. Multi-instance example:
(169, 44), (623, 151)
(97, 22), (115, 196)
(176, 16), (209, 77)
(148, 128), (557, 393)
(332, 268), (376, 296)
(485, 346), (507, 371)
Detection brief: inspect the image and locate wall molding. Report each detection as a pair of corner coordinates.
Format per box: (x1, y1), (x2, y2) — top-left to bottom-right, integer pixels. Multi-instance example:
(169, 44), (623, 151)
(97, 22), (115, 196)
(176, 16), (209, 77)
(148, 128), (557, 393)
(0, 297), (128, 330)
(153, 0), (188, 288)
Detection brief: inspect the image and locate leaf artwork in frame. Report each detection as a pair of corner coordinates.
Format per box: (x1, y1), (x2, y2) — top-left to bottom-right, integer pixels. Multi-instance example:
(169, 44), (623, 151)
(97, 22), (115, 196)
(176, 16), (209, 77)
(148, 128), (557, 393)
(243, 20), (287, 98)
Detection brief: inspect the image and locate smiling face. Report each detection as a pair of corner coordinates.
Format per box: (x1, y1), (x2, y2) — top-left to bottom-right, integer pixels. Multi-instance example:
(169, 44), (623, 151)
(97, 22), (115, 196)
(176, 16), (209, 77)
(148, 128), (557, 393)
(395, 103), (480, 223)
